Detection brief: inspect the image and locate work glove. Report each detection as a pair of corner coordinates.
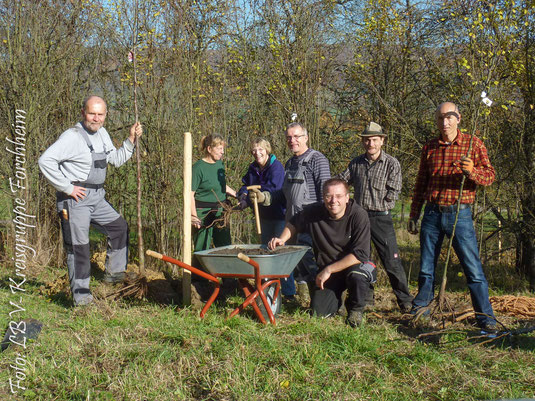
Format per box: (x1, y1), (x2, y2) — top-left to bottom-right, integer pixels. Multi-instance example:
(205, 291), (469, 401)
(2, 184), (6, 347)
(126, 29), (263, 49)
(248, 188), (271, 206)
(237, 193), (248, 210)
(407, 218), (418, 235)
(460, 156), (474, 176)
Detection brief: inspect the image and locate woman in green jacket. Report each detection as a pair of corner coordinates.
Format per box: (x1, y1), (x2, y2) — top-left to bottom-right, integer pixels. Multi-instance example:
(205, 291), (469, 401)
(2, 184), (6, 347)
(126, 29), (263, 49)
(191, 134), (236, 254)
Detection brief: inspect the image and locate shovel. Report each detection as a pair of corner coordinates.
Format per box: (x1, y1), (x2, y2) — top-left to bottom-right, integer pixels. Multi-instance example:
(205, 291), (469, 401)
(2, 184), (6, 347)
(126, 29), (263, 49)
(246, 185), (262, 235)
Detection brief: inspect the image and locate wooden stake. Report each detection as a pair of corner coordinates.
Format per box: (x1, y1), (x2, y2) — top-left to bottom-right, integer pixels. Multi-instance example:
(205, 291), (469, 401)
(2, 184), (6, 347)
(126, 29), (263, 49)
(182, 132), (192, 305)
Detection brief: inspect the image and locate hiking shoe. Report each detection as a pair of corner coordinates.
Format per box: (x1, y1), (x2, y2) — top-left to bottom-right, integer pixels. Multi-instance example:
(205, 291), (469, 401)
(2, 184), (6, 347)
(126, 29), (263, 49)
(480, 321), (499, 334)
(103, 271), (126, 284)
(104, 271), (139, 284)
(346, 310), (364, 328)
(74, 294), (94, 307)
(282, 295), (300, 311)
(400, 302), (413, 314)
(410, 305), (430, 316)
(409, 306), (431, 325)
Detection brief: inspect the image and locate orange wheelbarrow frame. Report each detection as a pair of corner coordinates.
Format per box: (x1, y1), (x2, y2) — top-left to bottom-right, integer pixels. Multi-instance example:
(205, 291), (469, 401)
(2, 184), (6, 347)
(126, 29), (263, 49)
(147, 250), (281, 324)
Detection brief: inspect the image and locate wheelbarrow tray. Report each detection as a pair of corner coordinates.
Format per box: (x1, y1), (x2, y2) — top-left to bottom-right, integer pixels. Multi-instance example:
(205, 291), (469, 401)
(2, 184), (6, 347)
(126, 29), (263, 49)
(194, 244), (309, 277)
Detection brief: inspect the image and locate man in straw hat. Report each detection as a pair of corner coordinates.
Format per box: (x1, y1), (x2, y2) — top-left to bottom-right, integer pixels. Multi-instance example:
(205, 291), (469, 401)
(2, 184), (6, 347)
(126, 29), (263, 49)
(338, 121), (413, 313)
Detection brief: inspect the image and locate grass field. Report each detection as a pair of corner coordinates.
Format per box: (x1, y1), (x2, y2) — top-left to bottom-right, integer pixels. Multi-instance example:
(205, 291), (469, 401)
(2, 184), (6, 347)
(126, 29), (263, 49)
(1, 254), (534, 401)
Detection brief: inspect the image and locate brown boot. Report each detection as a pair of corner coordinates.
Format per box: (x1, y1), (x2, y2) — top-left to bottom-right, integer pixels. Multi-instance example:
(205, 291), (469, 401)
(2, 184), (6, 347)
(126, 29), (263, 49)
(296, 282), (310, 307)
(346, 310), (364, 328)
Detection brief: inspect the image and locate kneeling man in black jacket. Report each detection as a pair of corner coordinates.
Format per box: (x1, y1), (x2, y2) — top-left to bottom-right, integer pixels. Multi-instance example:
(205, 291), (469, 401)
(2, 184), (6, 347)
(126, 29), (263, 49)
(269, 178), (376, 327)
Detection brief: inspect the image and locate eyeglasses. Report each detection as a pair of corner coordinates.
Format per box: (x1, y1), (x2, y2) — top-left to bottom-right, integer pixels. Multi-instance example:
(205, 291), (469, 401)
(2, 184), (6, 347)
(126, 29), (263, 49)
(323, 194), (347, 201)
(286, 134), (305, 141)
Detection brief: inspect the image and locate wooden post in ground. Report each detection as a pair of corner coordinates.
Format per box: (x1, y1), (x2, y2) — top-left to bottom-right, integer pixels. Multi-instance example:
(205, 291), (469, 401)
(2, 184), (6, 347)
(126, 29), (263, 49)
(182, 132), (192, 305)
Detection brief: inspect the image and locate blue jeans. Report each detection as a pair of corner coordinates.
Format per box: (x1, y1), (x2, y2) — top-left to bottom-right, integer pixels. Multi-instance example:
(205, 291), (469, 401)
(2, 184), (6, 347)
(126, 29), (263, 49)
(413, 204), (495, 326)
(261, 219), (296, 296)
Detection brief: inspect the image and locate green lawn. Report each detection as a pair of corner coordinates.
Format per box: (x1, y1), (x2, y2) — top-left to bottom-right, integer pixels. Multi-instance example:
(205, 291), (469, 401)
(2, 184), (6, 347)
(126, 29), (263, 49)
(1, 264), (534, 401)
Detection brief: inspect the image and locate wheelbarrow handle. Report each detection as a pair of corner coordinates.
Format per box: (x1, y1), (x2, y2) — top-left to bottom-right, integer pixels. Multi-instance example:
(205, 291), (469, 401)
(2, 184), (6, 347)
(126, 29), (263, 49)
(237, 252), (260, 284)
(237, 252), (250, 263)
(146, 250), (163, 259)
(146, 249), (219, 284)
(237, 252), (260, 281)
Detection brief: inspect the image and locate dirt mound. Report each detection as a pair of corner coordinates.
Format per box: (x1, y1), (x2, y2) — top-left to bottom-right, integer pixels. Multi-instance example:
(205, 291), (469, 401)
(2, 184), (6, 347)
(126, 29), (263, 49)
(209, 246), (302, 255)
(39, 252), (180, 305)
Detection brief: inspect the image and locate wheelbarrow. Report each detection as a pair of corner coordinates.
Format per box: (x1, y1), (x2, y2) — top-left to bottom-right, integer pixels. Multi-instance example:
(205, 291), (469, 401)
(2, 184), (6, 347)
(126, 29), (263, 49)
(146, 245), (309, 325)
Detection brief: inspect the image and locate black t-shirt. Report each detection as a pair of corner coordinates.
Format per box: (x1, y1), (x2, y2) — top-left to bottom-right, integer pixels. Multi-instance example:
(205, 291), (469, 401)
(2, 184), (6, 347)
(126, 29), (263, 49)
(289, 199), (370, 269)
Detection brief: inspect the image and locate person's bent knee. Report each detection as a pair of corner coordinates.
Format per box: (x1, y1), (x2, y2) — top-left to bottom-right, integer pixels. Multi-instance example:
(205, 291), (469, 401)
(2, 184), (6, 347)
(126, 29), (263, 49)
(311, 288), (339, 317)
(347, 262), (377, 285)
(104, 216), (129, 248)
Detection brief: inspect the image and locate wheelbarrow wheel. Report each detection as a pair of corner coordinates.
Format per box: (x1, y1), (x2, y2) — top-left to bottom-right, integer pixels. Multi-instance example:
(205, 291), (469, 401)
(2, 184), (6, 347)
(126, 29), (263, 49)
(256, 281), (281, 321)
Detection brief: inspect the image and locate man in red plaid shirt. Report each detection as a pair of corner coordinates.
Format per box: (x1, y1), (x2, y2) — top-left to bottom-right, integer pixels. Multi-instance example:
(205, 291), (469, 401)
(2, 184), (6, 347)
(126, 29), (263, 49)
(407, 102), (497, 332)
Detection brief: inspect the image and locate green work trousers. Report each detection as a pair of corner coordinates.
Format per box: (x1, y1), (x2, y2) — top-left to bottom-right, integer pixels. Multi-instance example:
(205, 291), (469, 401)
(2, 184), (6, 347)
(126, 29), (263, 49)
(193, 207), (231, 256)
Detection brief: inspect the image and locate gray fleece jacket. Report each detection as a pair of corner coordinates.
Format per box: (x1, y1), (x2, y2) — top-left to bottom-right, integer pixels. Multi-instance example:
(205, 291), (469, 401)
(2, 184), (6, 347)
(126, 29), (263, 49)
(38, 122), (135, 195)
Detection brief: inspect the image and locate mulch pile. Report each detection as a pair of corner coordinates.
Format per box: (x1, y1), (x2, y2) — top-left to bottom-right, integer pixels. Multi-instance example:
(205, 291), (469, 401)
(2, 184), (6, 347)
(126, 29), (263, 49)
(490, 295), (535, 318)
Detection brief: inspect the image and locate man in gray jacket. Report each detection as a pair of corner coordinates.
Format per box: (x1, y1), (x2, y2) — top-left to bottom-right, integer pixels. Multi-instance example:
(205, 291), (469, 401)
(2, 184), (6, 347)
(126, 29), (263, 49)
(250, 122), (331, 304)
(39, 95), (142, 306)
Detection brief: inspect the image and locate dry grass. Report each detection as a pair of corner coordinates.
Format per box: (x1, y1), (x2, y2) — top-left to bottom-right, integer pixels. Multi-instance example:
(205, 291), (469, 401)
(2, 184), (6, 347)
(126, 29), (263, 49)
(1, 275), (535, 400)
(1, 237), (534, 400)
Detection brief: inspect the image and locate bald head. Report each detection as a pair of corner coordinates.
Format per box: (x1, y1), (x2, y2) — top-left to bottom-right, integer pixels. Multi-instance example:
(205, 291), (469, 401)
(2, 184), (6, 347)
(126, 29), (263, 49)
(436, 102), (459, 116)
(436, 102), (461, 141)
(82, 96), (107, 112)
(81, 96), (107, 133)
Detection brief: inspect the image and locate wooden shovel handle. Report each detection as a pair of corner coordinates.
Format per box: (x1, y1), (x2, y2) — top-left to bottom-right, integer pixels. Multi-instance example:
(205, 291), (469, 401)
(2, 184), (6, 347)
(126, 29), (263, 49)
(252, 198), (261, 234)
(246, 185), (262, 235)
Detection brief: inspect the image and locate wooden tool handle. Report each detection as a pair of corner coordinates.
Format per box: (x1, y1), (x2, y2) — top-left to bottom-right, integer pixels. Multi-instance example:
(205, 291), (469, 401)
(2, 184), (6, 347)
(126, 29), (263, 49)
(246, 185), (262, 235)
(146, 249), (163, 259)
(253, 198), (261, 234)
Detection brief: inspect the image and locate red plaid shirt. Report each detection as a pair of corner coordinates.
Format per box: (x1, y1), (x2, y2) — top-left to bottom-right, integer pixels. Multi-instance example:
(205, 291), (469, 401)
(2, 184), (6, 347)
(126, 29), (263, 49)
(410, 130), (495, 219)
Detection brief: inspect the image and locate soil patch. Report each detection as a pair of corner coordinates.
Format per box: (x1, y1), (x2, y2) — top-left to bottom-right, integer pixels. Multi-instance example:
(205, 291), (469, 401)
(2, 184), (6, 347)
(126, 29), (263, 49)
(209, 246), (302, 256)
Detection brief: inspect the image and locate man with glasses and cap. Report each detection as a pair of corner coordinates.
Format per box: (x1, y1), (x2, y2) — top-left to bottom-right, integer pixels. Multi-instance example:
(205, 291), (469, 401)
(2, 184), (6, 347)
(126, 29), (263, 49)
(338, 122), (413, 313)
